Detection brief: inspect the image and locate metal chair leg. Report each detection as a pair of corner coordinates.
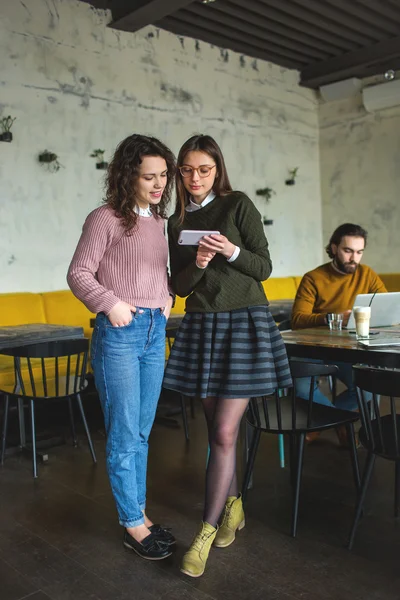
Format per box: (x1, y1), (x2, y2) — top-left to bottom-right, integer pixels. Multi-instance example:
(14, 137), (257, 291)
(68, 398), (77, 447)
(346, 423), (361, 492)
(241, 428), (261, 503)
(30, 399), (38, 478)
(348, 452), (376, 550)
(1, 395), (9, 465)
(288, 433), (297, 490)
(395, 461), (400, 518)
(76, 394), (97, 463)
(291, 433), (305, 538)
(180, 395), (189, 441)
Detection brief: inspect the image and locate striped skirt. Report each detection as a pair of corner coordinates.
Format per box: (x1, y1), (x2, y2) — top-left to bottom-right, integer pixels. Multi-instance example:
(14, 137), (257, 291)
(163, 305), (292, 399)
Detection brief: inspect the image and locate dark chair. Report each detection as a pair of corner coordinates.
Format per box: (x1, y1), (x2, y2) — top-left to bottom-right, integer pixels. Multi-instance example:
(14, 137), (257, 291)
(242, 360), (360, 537)
(0, 338), (97, 477)
(277, 319), (291, 331)
(348, 365), (400, 549)
(166, 327), (195, 441)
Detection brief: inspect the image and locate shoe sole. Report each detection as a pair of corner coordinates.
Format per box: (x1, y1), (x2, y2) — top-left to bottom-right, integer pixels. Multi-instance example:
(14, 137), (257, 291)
(213, 519), (245, 548)
(123, 541), (172, 560)
(180, 567), (205, 578)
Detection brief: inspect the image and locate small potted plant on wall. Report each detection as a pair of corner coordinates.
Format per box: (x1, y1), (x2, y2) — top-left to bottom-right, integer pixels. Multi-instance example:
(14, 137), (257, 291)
(0, 115), (16, 142)
(285, 167), (299, 185)
(90, 149), (108, 170)
(38, 150), (62, 172)
(256, 186), (275, 226)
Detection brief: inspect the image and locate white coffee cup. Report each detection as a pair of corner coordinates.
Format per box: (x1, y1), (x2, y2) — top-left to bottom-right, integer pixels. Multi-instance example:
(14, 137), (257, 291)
(353, 306), (371, 339)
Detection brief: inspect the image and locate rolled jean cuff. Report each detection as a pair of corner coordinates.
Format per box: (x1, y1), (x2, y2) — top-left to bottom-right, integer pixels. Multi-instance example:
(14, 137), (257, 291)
(119, 515), (145, 528)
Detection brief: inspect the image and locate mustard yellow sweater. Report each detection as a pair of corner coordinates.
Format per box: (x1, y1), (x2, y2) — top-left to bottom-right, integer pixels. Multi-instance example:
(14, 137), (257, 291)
(292, 262), (387, 330)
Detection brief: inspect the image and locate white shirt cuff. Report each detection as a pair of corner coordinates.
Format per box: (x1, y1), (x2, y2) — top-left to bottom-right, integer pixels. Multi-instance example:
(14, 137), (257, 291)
(227, 246), (240, 263)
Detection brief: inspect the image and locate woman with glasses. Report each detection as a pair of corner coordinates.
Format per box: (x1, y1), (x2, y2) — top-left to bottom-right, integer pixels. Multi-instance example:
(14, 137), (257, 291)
(68, 134), (176, 561)
(163, 134), (292, 577)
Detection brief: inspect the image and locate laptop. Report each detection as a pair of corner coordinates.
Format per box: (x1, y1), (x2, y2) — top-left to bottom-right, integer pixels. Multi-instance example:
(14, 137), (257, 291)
(347, 292), (400, 329)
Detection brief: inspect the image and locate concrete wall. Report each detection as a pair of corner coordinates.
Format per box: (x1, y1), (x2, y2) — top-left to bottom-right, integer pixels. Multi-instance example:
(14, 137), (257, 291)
(0, 0), (321, 293)
(319, 93), (400, 273)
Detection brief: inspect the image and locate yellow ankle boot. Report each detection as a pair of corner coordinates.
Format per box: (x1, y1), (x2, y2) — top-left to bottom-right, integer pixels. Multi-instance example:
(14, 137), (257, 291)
(180, 522), (218, 578)
(214, 494), (245, 548)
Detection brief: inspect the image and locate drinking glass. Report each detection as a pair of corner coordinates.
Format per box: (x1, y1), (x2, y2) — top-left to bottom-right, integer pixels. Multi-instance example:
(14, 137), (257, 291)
(327, 313), (343, 331)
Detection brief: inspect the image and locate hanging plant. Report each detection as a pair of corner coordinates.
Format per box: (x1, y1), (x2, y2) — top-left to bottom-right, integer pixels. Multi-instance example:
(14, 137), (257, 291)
(256, 186), (275, 202)
(285, 167), (299, 186)
(256, 186), (275, 225)
(0, 115), (16, 142)
(38, 150), (63, 172)
(90, 149), (108, 170)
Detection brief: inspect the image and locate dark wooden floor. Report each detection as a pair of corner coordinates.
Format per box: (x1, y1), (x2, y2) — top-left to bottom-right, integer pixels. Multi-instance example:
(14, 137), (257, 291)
(1, 391), (400, 600)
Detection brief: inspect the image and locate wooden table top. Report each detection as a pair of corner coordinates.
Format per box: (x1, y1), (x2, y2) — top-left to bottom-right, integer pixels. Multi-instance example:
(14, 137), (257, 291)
(282, 326), (400, 369)
(0, 323), (84, 351)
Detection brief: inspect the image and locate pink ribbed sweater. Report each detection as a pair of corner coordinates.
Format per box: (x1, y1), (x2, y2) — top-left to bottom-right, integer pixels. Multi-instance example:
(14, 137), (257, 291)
(67, 205), (170, 315)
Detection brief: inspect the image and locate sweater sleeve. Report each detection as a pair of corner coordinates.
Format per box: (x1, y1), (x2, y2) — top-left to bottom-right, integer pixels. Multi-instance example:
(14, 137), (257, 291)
(369, 270), (387, 293)
(67, 208), (121, 314)
(228, 195), (272, 282)
(168, 220), (207, 298)
(291, 274), (326, 330)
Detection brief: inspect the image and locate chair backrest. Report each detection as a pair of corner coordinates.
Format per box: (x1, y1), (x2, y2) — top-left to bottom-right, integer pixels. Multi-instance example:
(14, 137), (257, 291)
(277, 319), (291, 331)
(1, 338), (89, 399)
(353, 365), (400, 458)
(248, 360), (339, 433)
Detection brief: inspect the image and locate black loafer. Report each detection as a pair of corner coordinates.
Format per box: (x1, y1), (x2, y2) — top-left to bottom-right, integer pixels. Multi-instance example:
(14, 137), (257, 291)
(123, 530), (172, 560)
(149, 524), (176, 546)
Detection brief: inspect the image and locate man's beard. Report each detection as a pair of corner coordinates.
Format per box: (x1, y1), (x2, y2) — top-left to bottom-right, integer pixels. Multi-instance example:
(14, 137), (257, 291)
(334, 256), (358, 274)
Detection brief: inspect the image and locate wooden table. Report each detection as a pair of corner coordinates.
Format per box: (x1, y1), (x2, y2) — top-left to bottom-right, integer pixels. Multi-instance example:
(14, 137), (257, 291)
(0, 323), (85, 454)
(282, 326), (400, 369)
(0, 323), (84, 351)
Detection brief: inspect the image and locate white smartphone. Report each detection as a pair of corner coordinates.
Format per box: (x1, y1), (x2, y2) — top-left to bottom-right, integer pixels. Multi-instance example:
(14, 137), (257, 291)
(178, 230), (220, 246)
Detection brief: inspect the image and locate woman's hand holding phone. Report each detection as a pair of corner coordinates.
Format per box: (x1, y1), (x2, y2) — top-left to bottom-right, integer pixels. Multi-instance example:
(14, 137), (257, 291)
(196, 246), (216, 269)
(199, 234), (236, 260)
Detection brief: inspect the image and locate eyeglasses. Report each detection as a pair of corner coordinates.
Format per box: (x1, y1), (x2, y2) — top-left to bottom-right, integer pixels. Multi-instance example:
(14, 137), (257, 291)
(179, 165), (216, 178)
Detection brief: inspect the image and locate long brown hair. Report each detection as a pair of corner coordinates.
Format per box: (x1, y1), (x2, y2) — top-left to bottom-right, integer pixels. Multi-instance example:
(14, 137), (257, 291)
(104, 134), (176, 232)
(175, 134), (233, 223)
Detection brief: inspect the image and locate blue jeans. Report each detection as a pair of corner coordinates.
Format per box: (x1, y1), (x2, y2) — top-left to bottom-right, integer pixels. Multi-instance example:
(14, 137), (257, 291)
(294, 358), (358, 411)
(91, 309), (166, 528)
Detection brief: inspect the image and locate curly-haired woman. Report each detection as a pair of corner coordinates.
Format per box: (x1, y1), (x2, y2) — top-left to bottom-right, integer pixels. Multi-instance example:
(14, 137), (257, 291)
(68, 134), (176, 560)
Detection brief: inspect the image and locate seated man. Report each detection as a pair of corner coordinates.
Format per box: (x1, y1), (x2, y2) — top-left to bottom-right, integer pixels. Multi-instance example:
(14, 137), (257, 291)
(292, 223), (386, 415)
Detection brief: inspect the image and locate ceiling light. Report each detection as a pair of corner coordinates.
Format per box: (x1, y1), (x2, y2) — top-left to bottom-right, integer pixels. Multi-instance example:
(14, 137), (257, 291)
(202, 0), (217, 4)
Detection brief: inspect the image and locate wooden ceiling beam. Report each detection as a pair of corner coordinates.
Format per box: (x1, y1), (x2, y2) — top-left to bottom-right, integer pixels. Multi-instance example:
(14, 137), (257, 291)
(204, 1), (343, 56)
(177, 8), (322, 63)
(300, 35), (400, 88)
(289, 0), (382, 41)
(110, 0), (195, 32)
(325, 0), (400, 34)
(158, 16), (306, 69)
(227, 0), (360, 50)
(187, 4), (330, 61)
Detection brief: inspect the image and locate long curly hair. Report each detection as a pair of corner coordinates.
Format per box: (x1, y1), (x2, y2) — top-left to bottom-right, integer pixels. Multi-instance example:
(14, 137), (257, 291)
(104, 134), (176, 232)
(175, 134), (233, 223)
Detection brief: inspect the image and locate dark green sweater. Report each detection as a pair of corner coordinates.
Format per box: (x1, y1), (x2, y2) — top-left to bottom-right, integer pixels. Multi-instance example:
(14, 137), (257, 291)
(168, 192), (272, 312)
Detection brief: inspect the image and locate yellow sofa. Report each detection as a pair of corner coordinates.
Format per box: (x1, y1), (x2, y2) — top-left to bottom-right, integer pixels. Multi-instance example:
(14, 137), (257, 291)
(379, 273), (400, 293)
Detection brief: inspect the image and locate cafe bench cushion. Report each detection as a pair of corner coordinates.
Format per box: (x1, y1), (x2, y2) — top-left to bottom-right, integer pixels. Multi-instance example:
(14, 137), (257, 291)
(0, 293), (46, 326)
(42, 290), (95, 339)
(379, 273), (400, 293)
(262, 277), (298, 301)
